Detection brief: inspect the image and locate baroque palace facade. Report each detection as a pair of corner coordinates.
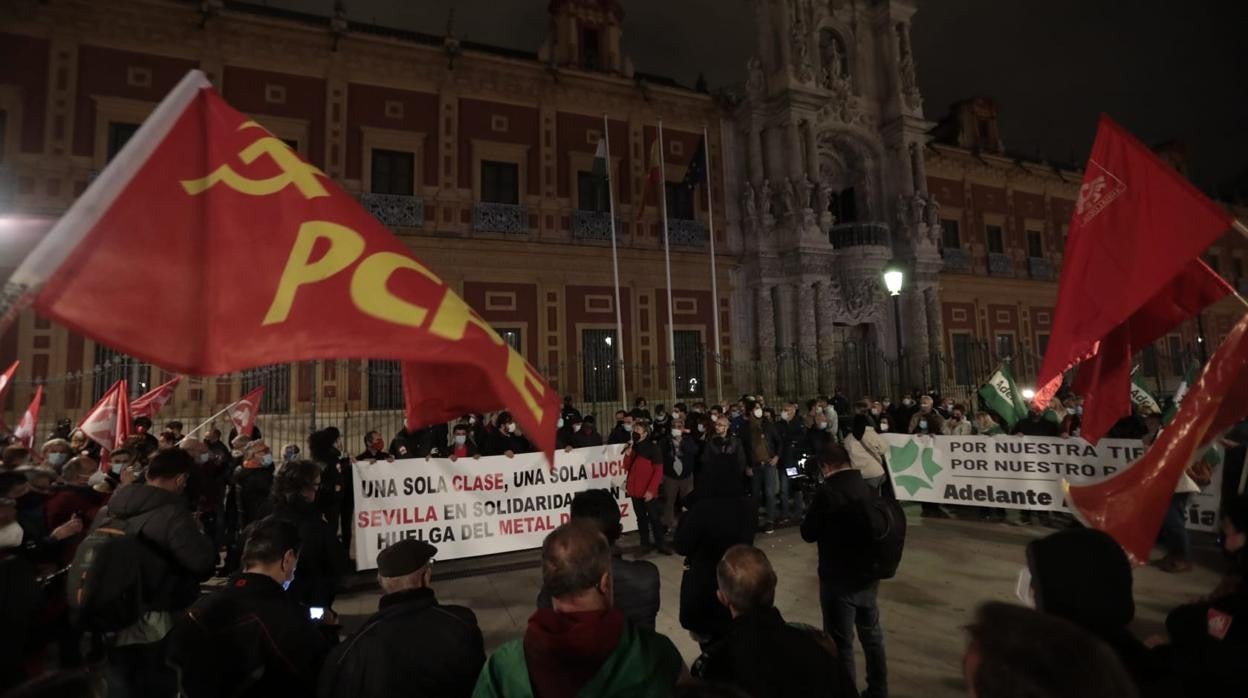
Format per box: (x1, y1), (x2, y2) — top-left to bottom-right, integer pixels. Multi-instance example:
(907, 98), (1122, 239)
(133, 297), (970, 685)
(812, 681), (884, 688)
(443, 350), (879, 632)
(0, 0), (1244, 424)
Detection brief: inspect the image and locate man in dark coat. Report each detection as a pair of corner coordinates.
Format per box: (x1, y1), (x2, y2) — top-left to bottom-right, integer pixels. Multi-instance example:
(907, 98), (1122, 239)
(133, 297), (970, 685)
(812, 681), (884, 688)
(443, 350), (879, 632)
(536, 489), (660, 630)
(698, 545), (856, 697)
(91, 448), (216, 698)
(800, 444), (887, 698)
(319, 539), (484, 698)
(168, 516), (329, 698)
(570, 416), (605, 448)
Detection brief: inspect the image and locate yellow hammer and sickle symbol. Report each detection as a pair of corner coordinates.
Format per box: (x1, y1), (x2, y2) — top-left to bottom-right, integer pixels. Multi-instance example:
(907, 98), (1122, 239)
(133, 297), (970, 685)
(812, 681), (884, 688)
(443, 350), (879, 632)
(181, 121), (329, 200)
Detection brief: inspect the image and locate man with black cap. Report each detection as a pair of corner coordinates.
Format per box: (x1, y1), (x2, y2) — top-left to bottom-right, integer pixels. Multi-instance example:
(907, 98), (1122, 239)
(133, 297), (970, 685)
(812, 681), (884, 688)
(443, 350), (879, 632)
(318, 538), (485, 698)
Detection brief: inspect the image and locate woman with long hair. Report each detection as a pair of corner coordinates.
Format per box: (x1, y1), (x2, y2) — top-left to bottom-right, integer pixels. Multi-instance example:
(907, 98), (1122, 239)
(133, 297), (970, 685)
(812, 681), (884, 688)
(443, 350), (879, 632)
(268, 459), (348, 610)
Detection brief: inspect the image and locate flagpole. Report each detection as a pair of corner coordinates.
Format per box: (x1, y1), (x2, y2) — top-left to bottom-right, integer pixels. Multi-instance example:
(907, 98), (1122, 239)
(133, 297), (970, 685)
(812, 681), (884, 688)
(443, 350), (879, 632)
(702, 125), (723, 405)
(657, 119), (677, 408)
(186, 401), (236, 438)
(1234, 219), (1248, 240)
(602, 113), (628, 410)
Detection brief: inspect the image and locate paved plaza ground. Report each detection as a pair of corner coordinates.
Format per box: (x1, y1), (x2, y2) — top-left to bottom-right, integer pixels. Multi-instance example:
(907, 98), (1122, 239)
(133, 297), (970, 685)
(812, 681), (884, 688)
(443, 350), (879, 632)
(333, 509), (1222, 698)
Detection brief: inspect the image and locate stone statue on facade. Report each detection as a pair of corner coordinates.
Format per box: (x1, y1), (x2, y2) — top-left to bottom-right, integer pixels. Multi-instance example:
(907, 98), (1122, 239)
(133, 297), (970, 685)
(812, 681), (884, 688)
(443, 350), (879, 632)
(781, 177), (799, 219)
(745, 57), (765, 101)
(924, 193), (942, 244)
(760, 178), (774, 227)
(800, 175), (815, 211)
(741, 183), (757, 227)
(790, 10), (814, 84)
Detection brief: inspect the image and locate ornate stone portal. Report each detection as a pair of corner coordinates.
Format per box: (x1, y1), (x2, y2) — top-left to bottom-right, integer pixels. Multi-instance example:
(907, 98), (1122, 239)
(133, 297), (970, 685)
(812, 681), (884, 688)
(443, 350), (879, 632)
(731, 0), (944, 399)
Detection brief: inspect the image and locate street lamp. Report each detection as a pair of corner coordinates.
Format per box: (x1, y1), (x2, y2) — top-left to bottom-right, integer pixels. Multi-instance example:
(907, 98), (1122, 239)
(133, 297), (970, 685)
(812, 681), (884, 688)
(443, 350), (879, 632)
(883, 259), (906, 399)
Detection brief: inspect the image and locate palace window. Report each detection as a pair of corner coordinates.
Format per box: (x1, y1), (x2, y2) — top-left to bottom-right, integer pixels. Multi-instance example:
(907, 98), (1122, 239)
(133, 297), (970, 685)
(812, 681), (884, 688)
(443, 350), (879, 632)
(986, 224), (1005, 254)
(106, 122), (140, 163)
(1026, 229), (1043, 258)
(665, 182), (695, 220)
(371, 148), (415, 196)
(481, 160), (519, 204)
(941, 218), (960, 249)
(581, 328), (619, 402)
(577, 170), (608, 212)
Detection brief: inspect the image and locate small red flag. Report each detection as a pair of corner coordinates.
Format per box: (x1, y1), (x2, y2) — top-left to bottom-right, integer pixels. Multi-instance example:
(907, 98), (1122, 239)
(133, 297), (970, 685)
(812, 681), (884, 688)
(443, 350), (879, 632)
(79, 379), (130, 451)
(1035, 115), (1232, 412)
(0, 360), (19, 404)
(1074, 260), (1232, 443)
(130, 375), (183, 419)
(14, 384), (43, 448)
(229, 386), (265, 440)
(1066, 310), (1248, 564)
(0, 70), (559, 459)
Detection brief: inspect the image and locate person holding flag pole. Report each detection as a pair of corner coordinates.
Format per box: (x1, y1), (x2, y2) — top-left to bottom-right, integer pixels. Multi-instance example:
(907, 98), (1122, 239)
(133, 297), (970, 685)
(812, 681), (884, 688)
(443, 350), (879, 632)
(597, 113), (628, 409)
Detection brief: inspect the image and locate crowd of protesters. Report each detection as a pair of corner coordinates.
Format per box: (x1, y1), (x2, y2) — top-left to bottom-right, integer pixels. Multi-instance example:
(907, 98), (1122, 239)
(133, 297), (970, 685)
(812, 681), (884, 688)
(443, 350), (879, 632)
(0, 385), (1245, 698)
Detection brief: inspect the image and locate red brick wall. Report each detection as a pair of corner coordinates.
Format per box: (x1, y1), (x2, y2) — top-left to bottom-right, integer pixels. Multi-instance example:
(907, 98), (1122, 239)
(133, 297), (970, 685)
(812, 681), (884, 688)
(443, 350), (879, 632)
(457, 98), (539, 194)
(73, 45), (198, 157)
(344, 83), (438, 184)
(461, 281), (539, 359)
(221, 66), (327, 167)
(0, 33), (49, 153)
(971, 184), (1008, 214)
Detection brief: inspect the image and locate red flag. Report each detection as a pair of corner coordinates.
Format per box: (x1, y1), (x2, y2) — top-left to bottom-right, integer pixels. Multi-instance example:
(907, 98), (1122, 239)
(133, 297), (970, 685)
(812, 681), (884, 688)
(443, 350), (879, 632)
(0, 360), (18, 404)
(229, 386), (265, 439)
(79, 379), (130, 451)
(0, 71), (559, 458)
(1035, 115), (1232, 410)
(635, 136), (665, 223)
(14, 385), (43, 448)
(1066, 311), (1248, 564)
(130, 374), (183, 419)
(1074, 260), (1232, 443)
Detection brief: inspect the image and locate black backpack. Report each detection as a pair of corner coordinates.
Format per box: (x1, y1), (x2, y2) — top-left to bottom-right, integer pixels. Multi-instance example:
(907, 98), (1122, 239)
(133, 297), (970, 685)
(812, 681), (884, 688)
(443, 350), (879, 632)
(66, 515), (147, 632)
(862, 491), (907, 581)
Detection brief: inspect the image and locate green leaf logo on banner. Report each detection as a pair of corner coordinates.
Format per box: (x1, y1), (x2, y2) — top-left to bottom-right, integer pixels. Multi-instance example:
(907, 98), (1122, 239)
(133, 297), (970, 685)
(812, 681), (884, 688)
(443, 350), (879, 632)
(889, 438), (943, 496)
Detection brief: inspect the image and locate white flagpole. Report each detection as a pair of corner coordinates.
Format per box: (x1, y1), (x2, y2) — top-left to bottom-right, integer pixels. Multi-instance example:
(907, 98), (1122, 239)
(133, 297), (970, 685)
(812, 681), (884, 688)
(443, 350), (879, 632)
(702, 125), (723, 404)
(185, 401), (235, 438)
(602, 113), (628, 409)
(657, 120), (677, 407)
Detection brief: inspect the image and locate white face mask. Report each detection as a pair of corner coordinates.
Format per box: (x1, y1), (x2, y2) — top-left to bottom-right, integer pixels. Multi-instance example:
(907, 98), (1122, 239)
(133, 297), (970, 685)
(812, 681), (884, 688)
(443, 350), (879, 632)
(919, 420), (928, 431)
(671, 428), (682, 438)
(505, 423), (517, 434)
(557, 418), (564, 429)
(1015, 567), (1034, 608)
(198, 452), (211, 464)
(110, 460), (129, 474)
(46, 452), (68, 467)
(0, 521), (23, 548)
(697, 423), (706, 433)
(752, 408), (763, 419)
(903, 399), (915, 407)
(879, 422), (890, 433)
(469, 416), (477, 425)
(453, 434), (467, 445)
(781, 412), (793, 421)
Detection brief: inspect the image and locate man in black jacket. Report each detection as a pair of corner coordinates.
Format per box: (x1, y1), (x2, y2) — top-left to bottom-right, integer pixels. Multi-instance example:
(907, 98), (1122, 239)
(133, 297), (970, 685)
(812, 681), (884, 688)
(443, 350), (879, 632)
(536, 489), (661, 630)
(319, 539), (484, 698)
(92, 448), (216, 698)
(698, 545), (855, 697)
(168, 516), (329, 698)
(800, 444), (887, 698)
(777, 402), (808, 523)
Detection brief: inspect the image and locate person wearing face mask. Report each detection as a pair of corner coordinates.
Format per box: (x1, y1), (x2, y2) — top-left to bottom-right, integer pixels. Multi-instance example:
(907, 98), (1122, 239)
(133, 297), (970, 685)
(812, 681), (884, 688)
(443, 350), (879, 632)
(388, 424), (435, 460)
(1059, 396), (1084, 439)
(622, 419), (669, 555)
(742, 401), (782, 534)
(697, 416), (748, 497)
(486, 412), (533, 458)
(630, 397), (652, 421)
(845, 401), (888, 495)
(893, 394), (918, 435)
(941, 404), (973, 437)
(83, 448), (216, 698)
(776, 403), (808, 523)
(308, 428), (348, 544)
(807, 411), (835, 458)
(44, 456), (109, 564)
(659, 418), (698, 530)
(560, 395), (583, 424)
(39, 439), (74, 474)
(571, 415), (605, 448)
(267, 460), (349, 613)
(449, 423), (481, 460)
(909, 397), (950, 520)
(231, 440), (276, 534)
(168, 516), (329, 698)
(608, 410), (634, 445)
(180, 437), (227, 550)
(204, 428), (232, 464)
(556, 415), (577, 452)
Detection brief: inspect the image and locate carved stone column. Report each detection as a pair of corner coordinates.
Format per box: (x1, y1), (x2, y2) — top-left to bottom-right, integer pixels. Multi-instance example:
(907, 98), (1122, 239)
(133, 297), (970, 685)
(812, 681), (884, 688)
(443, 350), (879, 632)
(909, 141), (928, 194)
(797, 281), (819, 396)
(814, 280), (837, 395)
(904, 285), (932, 392)
(924, 285), (945, 384)
(786, 120), (804, 181)
(749, 125), (765, 185)
(804, 120), (820, 180)
(755, 285), (777, 398)
(775, 283), (797, 397)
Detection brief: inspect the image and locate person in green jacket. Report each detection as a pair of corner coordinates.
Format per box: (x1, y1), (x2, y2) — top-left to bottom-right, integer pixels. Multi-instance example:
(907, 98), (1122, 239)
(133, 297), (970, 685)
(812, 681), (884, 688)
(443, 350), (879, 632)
(473, 519), (687, 698)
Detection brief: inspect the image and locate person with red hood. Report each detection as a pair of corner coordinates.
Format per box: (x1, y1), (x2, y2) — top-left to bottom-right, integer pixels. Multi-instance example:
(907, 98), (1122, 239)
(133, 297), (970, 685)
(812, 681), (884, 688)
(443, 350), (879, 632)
(474, 519), (685, 697)
(623, 419), (669, 555)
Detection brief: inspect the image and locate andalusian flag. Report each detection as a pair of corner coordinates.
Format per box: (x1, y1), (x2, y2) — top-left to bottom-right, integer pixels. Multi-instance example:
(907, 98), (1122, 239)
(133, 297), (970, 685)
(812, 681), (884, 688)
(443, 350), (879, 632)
(592, 136), (609, 183)
(1162, 359), (1200, 424)
(979, 362), (1028, 430)
(1130, 374), (1161, 414)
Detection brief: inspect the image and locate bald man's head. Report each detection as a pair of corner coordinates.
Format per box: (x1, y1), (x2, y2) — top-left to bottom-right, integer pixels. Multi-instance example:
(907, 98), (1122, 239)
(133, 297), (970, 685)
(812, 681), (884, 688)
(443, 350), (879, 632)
(716, 545), (777, 617)
(540, 519), (612, 603)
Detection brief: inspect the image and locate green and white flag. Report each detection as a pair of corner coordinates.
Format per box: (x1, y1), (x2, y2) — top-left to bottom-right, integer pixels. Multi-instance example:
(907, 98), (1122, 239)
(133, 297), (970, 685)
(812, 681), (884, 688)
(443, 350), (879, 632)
(978, 362), (1028, 430)
(1129, 374), (1161, 415)
(1162, 359), (1201, 424)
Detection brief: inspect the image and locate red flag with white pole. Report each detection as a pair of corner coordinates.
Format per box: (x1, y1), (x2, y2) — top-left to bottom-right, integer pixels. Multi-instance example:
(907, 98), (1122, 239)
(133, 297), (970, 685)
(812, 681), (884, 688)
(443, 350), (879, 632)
(79, 379), (130, 451)
(14, 384), (43, 448)
(229, 386), (265, 439)
(0, 70), (559, 458)
(129, 374), (183, 419)
(1034, 115), (1234, 439)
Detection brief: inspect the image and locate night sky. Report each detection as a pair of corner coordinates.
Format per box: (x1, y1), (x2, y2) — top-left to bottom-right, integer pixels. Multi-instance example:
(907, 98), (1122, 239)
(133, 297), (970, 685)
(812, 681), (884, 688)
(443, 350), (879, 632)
(266, 0), (1248, 191)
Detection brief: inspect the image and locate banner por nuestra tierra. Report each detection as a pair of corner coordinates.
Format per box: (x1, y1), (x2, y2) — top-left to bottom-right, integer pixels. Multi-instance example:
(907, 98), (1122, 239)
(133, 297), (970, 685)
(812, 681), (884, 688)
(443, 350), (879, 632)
(351, 444), (636, 570)
(881, 434), (1222, 532)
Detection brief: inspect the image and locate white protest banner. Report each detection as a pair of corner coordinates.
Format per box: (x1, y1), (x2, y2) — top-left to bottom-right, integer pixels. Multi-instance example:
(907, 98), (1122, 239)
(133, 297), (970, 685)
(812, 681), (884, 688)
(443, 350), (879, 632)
(351, 444), (635, 570)
(881, 434), (1221, 531)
